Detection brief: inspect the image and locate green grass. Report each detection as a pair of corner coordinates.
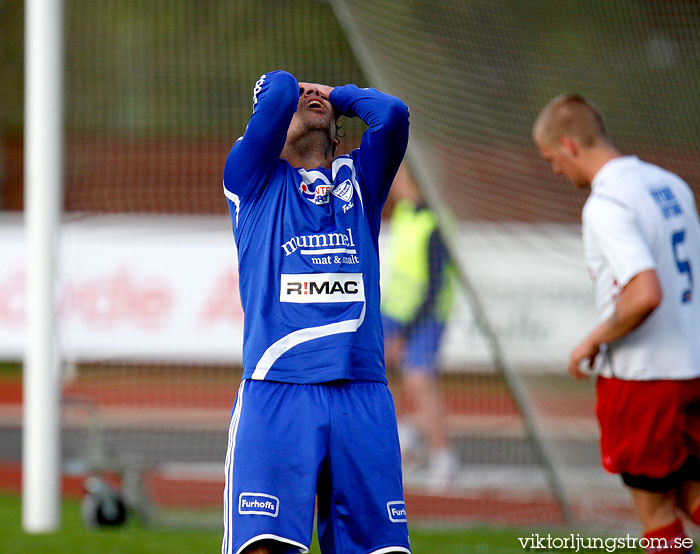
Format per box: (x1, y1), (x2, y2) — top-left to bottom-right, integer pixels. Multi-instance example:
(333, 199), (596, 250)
(0, 361), (20, 375)
(0, 493), (646, 554)
(0, 493), (218, 554)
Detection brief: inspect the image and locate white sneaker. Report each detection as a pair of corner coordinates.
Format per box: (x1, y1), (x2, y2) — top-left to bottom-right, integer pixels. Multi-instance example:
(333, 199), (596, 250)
(397, 421), (423, 470)
(425, 448), (460, 492)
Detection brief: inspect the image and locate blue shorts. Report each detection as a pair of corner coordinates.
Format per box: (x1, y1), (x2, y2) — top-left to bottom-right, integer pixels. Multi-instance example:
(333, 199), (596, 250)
(382, 315), (445, 373)
(222, 379), (411, 554)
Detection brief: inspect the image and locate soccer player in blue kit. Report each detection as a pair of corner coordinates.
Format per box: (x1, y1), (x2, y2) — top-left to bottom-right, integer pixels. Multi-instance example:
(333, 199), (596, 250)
(221, 70), (411, 554)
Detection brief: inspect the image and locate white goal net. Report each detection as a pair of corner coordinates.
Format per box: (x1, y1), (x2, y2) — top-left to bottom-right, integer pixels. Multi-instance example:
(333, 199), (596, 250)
(2, 0), (700, 530)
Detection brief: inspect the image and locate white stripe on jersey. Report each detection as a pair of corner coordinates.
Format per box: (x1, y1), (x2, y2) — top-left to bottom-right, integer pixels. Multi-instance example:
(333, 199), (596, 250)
(222, 380), (246, 554)
(223, 182), (241, 227)
(251, 302), (366, 380)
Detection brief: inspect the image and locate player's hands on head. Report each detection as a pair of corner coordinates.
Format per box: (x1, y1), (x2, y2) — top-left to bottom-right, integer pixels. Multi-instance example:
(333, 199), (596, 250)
(298, 82), (334, 100)
(568, 339), (599, 380)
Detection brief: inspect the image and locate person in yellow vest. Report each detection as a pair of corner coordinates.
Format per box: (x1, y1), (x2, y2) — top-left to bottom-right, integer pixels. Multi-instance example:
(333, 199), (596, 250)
(382, 170), (459, 490)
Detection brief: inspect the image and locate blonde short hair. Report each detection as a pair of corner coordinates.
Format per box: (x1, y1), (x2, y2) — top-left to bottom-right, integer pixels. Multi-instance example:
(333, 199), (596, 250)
(533, 94), (609, 148)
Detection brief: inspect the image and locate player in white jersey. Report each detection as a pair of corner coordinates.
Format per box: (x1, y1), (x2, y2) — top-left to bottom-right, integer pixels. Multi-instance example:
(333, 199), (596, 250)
(533, 94), (700, 554)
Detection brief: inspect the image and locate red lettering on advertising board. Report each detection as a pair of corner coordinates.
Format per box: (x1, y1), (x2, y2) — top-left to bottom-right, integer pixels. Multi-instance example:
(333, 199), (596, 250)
(58, 267), (173, 330)
(199, 269), (243, 326)
(0, 270), (25, 327)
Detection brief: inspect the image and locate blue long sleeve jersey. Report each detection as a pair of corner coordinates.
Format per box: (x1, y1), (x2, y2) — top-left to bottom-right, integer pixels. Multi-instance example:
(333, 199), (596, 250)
(223, 71), (409, 384)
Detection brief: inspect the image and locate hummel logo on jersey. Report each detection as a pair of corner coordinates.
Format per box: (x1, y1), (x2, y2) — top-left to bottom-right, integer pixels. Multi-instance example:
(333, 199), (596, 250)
(252, 74), (266, 106)
(281, 228), (356, 256)
(387, 501), (407, 522)
(281, 273), (365, 303)
(239, 493), (279, 517)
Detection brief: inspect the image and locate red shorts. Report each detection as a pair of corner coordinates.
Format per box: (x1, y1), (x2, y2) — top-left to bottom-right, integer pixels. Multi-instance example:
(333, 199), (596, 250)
(596, 376), (700, 478)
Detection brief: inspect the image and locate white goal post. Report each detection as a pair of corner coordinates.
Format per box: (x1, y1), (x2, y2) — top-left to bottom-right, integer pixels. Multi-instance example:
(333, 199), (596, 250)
(22, 0), (64, 533)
